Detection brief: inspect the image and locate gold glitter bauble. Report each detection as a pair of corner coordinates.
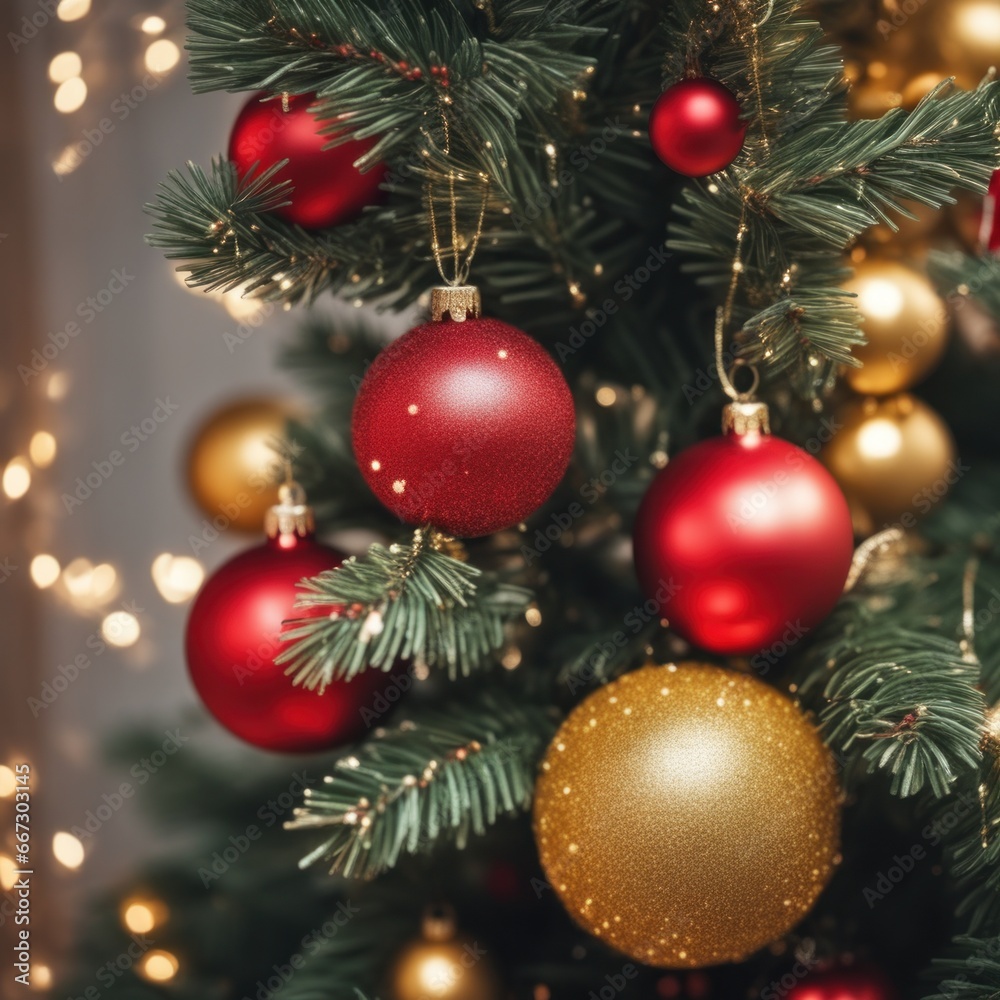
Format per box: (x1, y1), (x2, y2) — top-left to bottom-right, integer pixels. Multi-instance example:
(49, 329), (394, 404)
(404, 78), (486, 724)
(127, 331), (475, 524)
(186, 398), (292, 533)
(533, 663), (841, 969)
(843, 260), (948, 396)
(822, 394), (957, 532)
(388, 908), (502, 1000)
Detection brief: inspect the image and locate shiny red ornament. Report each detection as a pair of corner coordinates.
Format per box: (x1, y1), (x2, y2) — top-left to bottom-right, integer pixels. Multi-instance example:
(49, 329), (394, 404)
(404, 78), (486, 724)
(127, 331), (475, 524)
(228, 92), (387, 230)
(981, 169), (1000, 252)
(352, 300), (575, 537)
(186, 517), (387, 753)
(649, 78), (746, 177)
(633, 404), (854, 657)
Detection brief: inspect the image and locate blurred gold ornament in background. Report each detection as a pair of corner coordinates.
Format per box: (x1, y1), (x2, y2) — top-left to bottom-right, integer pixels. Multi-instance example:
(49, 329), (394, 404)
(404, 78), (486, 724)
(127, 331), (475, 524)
(863, 199), (944, 257)
(934, 0), (1000, 83)
(822, 394), (957, 532)
(185, 398), (292, 533)
(843, 259), (948, 395)
(533, 663), (841, 969)
(387, 906), (502, 1000)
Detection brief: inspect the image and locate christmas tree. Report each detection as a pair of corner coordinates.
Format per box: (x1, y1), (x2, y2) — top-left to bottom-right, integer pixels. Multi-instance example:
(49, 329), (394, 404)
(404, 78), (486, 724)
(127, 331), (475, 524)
(60, 0), (1000, 997)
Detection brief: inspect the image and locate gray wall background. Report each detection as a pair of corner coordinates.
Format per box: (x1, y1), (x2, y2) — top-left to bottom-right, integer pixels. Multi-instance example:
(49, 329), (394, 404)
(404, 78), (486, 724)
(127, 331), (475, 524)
(7, 0), (410, 963)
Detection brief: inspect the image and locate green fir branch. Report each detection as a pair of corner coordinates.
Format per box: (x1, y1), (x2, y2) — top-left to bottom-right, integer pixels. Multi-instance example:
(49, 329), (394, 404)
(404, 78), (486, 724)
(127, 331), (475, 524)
(287, 693), (555, 879)
(278, 531), (532, 688)
(183, 0), (603, 189)
(925, 936), (1000, 1000)
(929, 249), (1000, 328)
(145, 158), (413, 306)
(664, 0), (1000, 392)
(816, 629), (984, 798)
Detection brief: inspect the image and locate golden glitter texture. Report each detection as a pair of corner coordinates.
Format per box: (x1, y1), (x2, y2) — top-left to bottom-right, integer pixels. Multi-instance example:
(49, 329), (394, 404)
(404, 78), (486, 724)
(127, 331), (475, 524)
(533, 663), (841, 969)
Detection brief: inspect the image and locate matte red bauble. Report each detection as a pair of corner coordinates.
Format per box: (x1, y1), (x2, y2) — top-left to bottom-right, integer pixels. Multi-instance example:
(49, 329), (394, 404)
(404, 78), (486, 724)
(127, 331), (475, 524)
(352, 287), (575, 538)
(186, 486), (389, 752)
(228, 92), (387, 229)
(633, 402), (854, 657)
(649, 78), (746, 177)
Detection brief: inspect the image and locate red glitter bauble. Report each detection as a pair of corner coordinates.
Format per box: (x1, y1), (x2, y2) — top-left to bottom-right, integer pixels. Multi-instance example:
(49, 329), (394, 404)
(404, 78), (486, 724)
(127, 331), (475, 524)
(649, 78), (746, 177)
(228, 92), (387, 229)
(186, 530), (387, 752)
(352, 315), (575, 537)
(633, 416), (854, 656)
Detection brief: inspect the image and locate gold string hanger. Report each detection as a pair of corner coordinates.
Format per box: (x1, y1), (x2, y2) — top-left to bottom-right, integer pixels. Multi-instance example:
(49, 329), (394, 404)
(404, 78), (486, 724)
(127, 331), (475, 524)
(714, 199), (760, 404)
(425, 169), (489, 288)
(423, 109), (490, 321)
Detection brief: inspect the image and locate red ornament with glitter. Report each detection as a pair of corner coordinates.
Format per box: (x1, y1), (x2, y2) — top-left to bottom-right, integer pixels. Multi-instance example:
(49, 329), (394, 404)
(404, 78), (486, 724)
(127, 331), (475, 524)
(351, 286), (575, 538)
(633, 400), (854, 657)
(228, 91), (387, 230)
(649, 78), (746, 177)
(185, 483), (389, 752)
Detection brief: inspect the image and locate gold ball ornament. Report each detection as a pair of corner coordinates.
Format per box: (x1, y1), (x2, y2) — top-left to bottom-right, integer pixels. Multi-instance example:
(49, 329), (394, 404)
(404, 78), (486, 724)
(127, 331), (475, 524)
(186, 398), (292, 533)
(533, 663), (841, 969)
(843, 260), (948, 396)
(934, 0), (1000, 84)
(387, 907), (502, 1000)
(822, 394), (957, 530)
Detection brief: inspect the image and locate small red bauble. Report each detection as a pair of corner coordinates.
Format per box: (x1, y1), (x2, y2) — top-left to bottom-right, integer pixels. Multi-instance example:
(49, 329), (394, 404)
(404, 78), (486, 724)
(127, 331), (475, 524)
(228, 92), (387, 230)
(633, 402), (854, 656)
(352, 291), (575, 537)
(186, 493), (389, 752)
(649, 78), (746, 177)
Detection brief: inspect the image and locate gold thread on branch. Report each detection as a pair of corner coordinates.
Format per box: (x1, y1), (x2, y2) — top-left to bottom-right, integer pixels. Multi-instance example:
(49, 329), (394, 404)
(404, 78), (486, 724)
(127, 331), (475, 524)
(425, 171), (490, 287)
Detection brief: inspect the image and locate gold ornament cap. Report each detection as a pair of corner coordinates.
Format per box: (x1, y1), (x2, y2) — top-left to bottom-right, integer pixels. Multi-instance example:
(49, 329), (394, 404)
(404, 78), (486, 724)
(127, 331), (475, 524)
(421, 904), (457, 943)
(722, 400), (771, 436)
(264, 480), (315, 540)
(430, 285), (481, 323)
